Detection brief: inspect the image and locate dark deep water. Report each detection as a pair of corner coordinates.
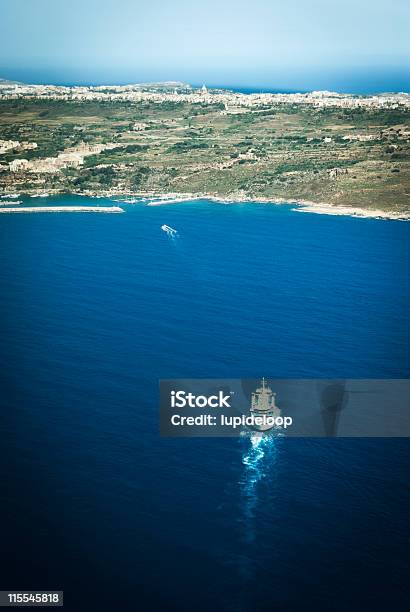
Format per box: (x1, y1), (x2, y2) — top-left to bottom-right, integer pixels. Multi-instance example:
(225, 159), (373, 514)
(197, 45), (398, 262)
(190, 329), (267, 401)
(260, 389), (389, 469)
(0, 197), (409, 611)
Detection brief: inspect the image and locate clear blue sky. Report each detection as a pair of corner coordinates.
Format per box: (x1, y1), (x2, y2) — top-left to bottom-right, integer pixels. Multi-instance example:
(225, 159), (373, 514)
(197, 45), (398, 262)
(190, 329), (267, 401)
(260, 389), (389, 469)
(1, 0), (409, 91)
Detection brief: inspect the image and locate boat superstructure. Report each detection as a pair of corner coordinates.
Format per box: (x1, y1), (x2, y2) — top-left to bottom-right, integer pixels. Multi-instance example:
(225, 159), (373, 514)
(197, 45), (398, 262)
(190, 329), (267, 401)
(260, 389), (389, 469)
(250, 378), (280, 431)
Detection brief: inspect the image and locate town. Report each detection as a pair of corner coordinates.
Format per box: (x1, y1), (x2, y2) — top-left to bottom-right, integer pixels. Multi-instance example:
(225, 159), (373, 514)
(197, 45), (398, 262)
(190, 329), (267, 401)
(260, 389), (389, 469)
(1, 79), (409, 110)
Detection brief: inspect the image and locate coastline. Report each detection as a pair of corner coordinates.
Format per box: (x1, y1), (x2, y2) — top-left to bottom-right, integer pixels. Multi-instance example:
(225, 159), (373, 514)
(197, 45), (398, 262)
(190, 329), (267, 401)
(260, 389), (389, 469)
(116, 191), (410, 221)
(1, 189), (409, 220)
(209, 195), (410, 221)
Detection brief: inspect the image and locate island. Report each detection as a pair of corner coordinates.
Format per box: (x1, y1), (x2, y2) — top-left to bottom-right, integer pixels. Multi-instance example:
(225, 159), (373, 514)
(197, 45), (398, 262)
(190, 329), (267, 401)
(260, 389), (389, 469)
(0, 81), (409, 217)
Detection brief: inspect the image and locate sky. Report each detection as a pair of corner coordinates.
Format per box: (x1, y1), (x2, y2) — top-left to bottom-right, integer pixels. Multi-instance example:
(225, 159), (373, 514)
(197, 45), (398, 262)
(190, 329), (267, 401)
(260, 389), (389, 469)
(0, 0), (409, 92)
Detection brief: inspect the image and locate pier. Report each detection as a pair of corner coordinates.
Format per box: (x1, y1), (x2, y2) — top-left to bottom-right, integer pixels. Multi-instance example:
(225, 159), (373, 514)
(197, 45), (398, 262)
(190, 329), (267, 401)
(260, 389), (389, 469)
(0, 206), (124, 214)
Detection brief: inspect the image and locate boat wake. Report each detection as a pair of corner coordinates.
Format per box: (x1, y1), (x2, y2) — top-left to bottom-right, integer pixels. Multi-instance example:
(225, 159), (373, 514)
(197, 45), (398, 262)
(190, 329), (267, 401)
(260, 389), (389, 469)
(236, 433), (279, 583)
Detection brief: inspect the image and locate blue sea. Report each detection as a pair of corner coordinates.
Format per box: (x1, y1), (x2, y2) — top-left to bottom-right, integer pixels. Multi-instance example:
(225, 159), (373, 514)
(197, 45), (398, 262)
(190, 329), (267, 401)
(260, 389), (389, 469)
(0, 196), (409, 611)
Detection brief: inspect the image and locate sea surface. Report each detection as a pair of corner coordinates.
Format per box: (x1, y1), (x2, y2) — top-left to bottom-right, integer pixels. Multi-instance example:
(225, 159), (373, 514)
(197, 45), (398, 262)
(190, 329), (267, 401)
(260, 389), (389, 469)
(0, 196), (409, 611)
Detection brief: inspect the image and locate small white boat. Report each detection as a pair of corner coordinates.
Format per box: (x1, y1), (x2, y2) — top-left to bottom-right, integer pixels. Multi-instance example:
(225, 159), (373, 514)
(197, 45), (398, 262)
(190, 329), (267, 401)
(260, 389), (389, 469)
(161, 224), (178, 237)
